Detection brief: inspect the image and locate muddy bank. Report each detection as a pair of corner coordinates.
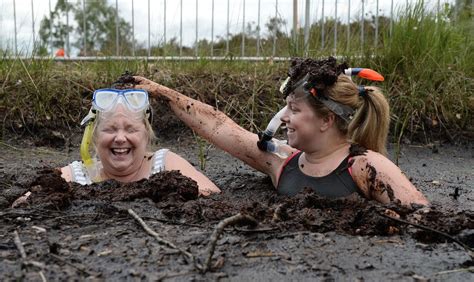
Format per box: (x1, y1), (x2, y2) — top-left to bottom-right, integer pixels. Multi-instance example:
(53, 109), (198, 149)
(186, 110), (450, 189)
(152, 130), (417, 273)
(0, 135), (473, 280)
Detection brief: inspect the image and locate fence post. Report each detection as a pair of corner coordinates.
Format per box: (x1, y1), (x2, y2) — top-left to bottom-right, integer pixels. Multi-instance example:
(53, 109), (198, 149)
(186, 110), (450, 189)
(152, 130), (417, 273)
(147, 0), (150, 57)
(226, 0), (230, 55)
(321, 0), (325, 50)
(272, 0), (278, 57)
(361, 0), (365, 52)
(66, 0), (70, 57)
(132, 0), (135, 56)
(49, 0), (53, 56)
(180, 0), (183, 56)
(334, 0), (338, 54)
(83, 0), (87, 56)
(116, 0), (119, 56)
(257, 0), (261, 56)
(31, 0), (35, 51)
(13, 0), (17, 55)
(211, 0), (214, 57)
(164, 0), (166, 56)
(375, 0), (379, 49)
(304, 0), (310, 57)
(347, 0), (350, 51)
(293, 0), (298, 52)
(242, 0), (245, 57)
(195, 0), (198, 57)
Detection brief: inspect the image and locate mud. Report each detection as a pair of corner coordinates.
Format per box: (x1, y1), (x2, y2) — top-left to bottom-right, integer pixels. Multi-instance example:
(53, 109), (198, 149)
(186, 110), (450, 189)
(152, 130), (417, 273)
(1, 134), (473, 280)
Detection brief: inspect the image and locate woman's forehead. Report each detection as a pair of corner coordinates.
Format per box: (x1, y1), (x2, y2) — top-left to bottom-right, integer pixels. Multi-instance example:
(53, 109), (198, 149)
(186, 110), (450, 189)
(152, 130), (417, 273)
(286, 93), (307, 104)
(99, 110), (144, 126)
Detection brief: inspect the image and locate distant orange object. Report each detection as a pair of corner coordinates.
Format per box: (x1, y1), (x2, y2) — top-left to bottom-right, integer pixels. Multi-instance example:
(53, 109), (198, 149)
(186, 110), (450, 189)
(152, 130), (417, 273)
(55, 48), (65, 57)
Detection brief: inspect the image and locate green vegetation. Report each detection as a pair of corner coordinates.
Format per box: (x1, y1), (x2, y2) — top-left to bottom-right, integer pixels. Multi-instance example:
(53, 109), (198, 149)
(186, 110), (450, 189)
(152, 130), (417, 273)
(0, 2), (472, 145)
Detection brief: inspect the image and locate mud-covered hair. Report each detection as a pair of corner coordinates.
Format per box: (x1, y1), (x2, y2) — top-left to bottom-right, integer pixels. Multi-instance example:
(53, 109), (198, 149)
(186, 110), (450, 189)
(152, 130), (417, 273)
(285, 57), (390, 155)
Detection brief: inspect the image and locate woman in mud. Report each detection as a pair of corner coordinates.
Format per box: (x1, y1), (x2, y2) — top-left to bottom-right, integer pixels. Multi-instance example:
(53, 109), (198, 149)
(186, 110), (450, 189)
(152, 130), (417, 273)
(57, 88), (220, 196)
(133, 57), (428, 206)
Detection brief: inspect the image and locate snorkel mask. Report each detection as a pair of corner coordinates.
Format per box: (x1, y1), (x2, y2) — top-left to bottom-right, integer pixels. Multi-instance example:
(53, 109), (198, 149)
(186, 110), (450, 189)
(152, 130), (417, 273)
(79, 88), (151, 176)
(257, 62), (384, 154)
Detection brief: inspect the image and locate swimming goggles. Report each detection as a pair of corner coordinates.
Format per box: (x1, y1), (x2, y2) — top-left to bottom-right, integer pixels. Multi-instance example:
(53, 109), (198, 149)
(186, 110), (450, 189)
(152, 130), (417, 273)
(92, 88), (149, 113)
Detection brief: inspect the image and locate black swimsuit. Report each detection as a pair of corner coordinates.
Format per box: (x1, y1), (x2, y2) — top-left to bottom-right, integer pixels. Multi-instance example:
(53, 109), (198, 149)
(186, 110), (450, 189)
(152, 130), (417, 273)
(277, 145), (363, 198)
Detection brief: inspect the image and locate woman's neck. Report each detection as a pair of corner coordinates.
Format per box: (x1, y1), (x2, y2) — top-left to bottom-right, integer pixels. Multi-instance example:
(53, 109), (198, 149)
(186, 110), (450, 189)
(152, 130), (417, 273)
(303, 139), (350, 165)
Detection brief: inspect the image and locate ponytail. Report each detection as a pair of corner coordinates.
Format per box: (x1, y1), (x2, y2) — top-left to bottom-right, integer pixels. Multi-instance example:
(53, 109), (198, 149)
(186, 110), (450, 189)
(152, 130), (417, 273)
(348, 86), (390, 155)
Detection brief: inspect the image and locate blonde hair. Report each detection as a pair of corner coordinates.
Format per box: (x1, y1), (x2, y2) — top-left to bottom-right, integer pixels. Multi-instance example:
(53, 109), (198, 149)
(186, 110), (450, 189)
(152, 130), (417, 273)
(304, 75), (390, 155)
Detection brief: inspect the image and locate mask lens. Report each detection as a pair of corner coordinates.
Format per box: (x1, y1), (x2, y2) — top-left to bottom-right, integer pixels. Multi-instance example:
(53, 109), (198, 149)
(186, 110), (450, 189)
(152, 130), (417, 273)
(124, 90), (148, 110)
(93, 90), (117, 111)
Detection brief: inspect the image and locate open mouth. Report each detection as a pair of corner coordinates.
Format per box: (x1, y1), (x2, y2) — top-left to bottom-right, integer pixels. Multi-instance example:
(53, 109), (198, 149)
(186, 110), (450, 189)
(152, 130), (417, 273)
(111, 148), (131, 155)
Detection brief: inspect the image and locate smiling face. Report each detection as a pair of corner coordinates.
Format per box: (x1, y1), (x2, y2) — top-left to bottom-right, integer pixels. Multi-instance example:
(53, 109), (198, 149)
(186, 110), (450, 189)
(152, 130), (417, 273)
(280, 95), (325, 151)
(94, 105), (149, 179)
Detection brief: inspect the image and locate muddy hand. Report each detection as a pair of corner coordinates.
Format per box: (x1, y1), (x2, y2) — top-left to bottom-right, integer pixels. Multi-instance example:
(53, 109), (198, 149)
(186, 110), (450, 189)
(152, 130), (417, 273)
(133, 76), (164, 99)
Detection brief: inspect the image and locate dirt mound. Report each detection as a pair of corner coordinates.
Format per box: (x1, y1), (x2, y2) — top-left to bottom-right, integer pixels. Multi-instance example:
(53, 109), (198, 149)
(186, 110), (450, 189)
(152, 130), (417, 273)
(9, 169), (473, 247)
(22, 169), (199, 209)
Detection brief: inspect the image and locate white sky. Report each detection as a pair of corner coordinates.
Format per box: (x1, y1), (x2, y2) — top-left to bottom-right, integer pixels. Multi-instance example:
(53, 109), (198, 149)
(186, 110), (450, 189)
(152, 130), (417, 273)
(0, 0), (453, 55)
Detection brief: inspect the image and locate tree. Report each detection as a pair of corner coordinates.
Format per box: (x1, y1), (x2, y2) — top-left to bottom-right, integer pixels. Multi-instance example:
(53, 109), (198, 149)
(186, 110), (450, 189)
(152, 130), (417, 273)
(74, 0), (133, 56)
(38, 0), (74, 56)
(38, 0), (133, 56)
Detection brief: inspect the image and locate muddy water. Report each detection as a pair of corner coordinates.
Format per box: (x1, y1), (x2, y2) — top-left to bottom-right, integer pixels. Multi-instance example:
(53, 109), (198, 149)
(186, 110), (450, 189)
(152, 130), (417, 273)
(1, 134), (473, 281)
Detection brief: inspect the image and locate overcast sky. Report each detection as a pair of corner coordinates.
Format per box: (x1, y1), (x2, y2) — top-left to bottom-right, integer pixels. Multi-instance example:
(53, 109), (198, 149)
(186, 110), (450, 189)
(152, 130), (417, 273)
(0, 0), (452, 55)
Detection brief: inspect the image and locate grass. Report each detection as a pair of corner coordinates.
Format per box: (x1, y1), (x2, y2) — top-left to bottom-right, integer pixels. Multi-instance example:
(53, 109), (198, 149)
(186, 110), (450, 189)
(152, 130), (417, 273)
(1, 3), (472, 144)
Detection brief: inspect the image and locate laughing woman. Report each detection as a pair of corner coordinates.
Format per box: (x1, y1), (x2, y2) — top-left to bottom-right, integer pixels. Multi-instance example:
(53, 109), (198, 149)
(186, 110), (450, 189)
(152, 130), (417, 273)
(60, 88), (220, 196)
(134, 57), (428, 206)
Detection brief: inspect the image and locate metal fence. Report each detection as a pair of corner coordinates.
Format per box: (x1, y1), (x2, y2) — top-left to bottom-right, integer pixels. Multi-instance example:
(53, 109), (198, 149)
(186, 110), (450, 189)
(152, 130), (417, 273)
(0, 0), (460, 59)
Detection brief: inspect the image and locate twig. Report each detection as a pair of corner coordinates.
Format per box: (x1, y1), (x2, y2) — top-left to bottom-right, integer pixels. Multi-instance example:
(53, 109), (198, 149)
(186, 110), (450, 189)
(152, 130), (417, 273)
(49, 253), (97, 277)
(203, 213), (258, 273)
(381, 213), (474, 258)
(13, 230), (27, 259)
(433, 267), (474, 276)
(128, 208), (202, 270)
(38, 271), (47, 282)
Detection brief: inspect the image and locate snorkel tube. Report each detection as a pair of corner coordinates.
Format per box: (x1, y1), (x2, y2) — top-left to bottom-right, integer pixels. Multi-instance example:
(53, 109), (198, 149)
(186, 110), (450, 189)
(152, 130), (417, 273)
(78, 109), (103, 182)
(344, 68), (384, 81)
(257, 76), (292, 156)
(257, 105), (287, 152)
(80, 122), (94, 167)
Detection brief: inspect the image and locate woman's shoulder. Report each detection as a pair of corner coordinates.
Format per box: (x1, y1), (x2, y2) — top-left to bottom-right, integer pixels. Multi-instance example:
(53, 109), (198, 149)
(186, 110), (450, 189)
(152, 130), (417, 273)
(350, 149), (396, 175)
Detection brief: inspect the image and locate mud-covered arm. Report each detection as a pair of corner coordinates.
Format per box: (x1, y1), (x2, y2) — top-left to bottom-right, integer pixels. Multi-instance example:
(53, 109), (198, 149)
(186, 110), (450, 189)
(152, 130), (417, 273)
(133, 76), (290, 182)
(351, 151), (429, 206)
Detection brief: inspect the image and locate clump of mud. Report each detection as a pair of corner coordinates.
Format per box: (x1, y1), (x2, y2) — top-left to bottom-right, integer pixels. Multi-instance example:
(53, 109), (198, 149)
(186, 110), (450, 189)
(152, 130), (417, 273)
(111, 71), (137, 89)
(282, 56), (348, 97)
(23, 169), (198, 209)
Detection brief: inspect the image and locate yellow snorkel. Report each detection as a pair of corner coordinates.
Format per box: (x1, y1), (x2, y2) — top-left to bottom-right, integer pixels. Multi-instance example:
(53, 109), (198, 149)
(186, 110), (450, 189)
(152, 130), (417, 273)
(80, 121), (94, 167)
(79, 109), (102, 182)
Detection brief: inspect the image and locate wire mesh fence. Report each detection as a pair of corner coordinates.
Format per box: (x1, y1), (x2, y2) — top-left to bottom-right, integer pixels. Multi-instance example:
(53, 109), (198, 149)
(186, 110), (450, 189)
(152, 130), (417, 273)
(0, 0), (464, 59)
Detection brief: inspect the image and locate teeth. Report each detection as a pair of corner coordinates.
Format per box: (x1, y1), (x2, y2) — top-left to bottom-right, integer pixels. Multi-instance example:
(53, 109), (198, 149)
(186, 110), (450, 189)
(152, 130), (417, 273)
(112, 148), (130, 154)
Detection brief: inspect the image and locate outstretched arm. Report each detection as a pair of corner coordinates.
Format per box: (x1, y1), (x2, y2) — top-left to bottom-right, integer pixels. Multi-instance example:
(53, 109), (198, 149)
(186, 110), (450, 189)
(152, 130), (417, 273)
(351, 151), (429, 206)
(134, 76), (291, 184)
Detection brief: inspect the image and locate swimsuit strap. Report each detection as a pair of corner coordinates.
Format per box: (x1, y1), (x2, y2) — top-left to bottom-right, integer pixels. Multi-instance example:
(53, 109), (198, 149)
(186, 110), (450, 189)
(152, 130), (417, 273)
(151, 148), (169, 175)
(70, 160), (93, 185)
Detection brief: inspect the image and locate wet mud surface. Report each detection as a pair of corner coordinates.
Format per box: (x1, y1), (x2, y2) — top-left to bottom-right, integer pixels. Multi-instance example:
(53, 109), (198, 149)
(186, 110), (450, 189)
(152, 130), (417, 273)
(1, 134), (473, 281)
